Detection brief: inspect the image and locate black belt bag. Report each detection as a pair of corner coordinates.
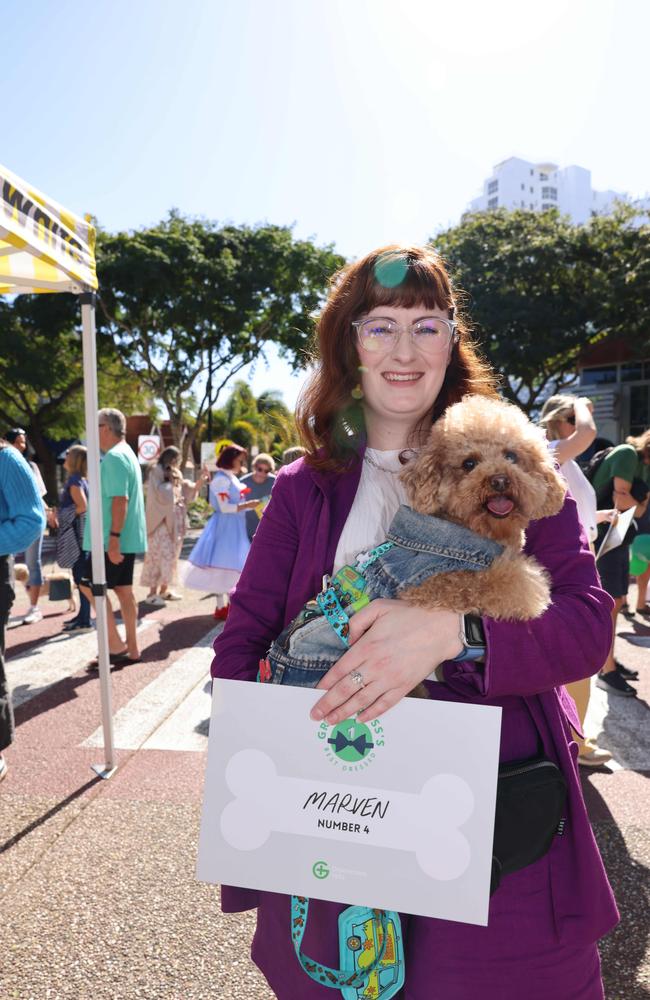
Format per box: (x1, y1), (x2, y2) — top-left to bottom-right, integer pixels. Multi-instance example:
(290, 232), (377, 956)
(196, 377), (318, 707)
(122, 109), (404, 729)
(491, 755), (567, 895)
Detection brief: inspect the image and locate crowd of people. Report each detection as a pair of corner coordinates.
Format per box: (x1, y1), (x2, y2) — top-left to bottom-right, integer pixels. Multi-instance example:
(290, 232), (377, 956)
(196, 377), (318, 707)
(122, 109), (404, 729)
(539, 394), (650, 770)
(0, 416), (306, 782)
(0, 242), (648, 995)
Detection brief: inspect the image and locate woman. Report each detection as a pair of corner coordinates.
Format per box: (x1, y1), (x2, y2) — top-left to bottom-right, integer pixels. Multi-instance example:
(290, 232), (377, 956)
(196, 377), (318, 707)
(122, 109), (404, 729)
(142, 446), (209, 606)
(183, 444), (258, 618)
(212, 246), (618, 999)
(239, 453), (276, 543)
(59, 445), (92, 634)
(539, 396), (622, 764)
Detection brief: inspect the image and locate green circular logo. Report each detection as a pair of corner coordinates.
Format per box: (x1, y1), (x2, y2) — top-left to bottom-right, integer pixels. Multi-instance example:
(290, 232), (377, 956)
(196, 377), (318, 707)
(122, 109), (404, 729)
(312, 860), (330, 879)
(327, 719), (374, 762)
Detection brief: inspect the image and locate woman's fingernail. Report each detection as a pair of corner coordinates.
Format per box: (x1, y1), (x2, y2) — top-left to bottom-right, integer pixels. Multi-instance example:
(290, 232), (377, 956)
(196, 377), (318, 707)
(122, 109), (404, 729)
(310, 709), (323, 721)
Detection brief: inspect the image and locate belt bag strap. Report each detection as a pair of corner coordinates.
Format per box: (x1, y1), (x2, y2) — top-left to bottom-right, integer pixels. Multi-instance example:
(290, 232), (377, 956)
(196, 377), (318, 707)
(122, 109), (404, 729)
(491, 755), (568, 894)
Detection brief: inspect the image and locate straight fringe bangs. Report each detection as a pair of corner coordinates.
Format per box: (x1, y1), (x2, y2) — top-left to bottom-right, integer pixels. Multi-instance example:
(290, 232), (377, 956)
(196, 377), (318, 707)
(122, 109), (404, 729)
(295, 245), (499, 472)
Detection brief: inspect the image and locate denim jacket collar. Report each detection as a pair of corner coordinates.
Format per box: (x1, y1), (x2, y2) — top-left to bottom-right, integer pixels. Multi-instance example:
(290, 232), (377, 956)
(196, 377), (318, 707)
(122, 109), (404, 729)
(386, 504), (504, 567)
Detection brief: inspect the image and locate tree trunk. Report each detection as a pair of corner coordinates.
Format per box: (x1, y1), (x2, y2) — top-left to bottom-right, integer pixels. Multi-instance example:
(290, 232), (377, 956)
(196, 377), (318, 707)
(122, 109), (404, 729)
(27, 422), (58, 502)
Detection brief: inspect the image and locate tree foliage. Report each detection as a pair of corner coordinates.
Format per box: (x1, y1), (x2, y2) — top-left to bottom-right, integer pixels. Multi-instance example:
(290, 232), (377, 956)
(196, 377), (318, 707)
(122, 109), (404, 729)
(97, 214), (343, 457)
(210, 380), (297, 461)
(435, 209), (602, 411)
(434, 205), (650, 412)
(0, 293), (146, 496)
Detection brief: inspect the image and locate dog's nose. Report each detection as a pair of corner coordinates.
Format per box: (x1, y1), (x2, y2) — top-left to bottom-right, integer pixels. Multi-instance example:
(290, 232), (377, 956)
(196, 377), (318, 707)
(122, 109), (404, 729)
(490, 474), (510, 493)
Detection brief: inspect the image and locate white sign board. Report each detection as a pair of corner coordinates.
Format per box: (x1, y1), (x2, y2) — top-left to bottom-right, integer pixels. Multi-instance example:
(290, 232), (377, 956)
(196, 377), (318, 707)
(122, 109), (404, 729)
(137, 434), (161, 465)
(197, 681), (502, 925)
(200, 442), (219, 472)
(596, 507), (636, 560)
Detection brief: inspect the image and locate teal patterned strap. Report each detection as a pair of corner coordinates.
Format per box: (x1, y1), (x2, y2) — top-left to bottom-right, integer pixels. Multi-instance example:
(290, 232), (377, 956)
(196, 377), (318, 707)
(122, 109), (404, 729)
(317, 542), (395, 647)
(291, 895), (388, 990)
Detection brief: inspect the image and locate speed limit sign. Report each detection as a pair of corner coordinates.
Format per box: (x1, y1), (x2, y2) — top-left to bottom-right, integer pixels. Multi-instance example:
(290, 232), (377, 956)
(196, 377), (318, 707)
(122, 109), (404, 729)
(138, 435), (161, 465)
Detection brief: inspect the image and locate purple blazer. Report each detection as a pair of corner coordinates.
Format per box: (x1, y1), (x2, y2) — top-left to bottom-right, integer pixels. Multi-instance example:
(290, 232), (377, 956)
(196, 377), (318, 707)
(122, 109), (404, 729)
(212, 453), (619, 945)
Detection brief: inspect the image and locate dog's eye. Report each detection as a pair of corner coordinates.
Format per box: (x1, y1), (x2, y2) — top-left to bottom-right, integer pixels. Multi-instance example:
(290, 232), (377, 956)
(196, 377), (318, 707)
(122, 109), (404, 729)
(504, 450), (518, 463)
(461, 458), (477, 472)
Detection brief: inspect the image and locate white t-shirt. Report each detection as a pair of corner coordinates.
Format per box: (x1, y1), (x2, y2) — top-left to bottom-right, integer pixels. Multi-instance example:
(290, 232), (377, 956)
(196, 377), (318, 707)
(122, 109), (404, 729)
(548, 440), (597, 543)
(333, 447), (445, 682)
(333, 448), (409, 573)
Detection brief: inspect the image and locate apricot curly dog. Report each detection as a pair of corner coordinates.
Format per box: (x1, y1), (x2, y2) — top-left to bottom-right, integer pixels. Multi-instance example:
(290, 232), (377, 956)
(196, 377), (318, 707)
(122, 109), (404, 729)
(400, 394), (566, 621)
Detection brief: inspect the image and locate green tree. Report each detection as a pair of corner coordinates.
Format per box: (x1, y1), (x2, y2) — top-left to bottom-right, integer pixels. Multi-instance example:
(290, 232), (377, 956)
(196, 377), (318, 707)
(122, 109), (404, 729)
(210, 381), (297, 460)
(97, 214), (343, 459)
(435, 209), (607, 412)
(0, 293), (146, 497)
(581, 203), (650, 348)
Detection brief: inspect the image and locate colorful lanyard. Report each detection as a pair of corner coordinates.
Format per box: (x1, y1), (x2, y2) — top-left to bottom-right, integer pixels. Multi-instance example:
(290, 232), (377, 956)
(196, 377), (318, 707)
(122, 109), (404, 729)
(316, 542), (395, 647)
(291, 895), (389, 990)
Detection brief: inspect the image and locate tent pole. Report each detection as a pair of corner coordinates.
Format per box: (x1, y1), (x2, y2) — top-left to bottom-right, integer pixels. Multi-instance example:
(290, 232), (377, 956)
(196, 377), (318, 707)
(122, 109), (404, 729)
(80, 291), (117, 778)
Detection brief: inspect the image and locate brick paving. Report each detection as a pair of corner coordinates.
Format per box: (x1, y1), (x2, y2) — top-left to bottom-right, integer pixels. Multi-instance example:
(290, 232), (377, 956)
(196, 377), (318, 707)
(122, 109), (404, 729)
(0, 553), (648, 999)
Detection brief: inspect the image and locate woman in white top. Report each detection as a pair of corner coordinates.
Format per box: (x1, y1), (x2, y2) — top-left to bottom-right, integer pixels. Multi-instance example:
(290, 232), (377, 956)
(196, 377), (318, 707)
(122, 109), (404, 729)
(142, 447), (210, 605)
(540, 394), (617, 765)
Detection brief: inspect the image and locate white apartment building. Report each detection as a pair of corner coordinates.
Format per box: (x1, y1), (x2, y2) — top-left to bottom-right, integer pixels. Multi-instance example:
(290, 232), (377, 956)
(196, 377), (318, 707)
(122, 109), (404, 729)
(468, 157), (627, 224)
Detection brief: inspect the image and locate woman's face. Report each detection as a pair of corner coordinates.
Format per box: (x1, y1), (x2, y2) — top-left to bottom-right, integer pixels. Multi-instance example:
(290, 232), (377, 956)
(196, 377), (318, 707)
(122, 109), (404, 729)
(357, 304), (453, 433)
(554, 415), (575, 440)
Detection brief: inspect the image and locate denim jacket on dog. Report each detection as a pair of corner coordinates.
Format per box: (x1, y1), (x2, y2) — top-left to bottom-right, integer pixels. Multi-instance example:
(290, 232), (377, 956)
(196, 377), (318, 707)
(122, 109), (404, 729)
(264, 504), (504, 688)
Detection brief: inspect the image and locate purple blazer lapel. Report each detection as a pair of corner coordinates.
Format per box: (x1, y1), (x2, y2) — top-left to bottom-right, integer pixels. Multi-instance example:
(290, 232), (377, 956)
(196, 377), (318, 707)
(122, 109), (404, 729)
(309, 449), (365, 578)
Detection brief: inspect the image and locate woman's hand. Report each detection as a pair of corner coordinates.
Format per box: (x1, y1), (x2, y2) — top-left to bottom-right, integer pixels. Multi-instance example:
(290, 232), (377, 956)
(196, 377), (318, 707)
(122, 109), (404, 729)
(309, 600), (463, 724)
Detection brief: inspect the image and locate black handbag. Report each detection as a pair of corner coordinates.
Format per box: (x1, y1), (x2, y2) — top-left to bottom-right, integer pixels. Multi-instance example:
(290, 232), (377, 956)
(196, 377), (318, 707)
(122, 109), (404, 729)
(491, 755), (567, 894)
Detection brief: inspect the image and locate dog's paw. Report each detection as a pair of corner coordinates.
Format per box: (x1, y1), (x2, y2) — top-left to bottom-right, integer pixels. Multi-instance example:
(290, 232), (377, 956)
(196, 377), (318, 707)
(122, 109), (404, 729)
(479, 554), (551, 620)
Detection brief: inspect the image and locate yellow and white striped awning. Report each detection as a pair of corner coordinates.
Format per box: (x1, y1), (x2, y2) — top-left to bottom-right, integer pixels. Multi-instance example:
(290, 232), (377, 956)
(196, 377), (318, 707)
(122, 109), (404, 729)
(0, 163), (97, 295)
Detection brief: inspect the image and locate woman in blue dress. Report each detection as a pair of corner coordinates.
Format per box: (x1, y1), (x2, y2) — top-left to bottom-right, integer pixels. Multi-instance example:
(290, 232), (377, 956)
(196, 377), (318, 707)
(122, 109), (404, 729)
(183, 445), (259, 618)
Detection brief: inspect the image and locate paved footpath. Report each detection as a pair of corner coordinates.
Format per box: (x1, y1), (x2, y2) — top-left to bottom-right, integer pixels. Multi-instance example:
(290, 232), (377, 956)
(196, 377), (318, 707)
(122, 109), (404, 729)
(1, 558), (648, 1000)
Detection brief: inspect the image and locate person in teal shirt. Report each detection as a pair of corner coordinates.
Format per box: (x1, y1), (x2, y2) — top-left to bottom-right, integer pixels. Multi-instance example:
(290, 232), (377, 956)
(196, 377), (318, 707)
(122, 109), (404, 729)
(591, 431), (650, 696)
(81, 408), (147, 667)
(0, 438), (46, 781)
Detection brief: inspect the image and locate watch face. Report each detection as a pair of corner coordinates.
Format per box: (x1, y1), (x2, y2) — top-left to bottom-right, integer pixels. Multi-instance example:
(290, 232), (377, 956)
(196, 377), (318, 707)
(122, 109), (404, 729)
(464, 615), (486, 647)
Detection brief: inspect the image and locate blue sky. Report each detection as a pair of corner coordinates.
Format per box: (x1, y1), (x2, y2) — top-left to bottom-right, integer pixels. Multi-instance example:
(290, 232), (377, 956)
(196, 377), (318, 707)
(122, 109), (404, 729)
(4, 0), (649, 409)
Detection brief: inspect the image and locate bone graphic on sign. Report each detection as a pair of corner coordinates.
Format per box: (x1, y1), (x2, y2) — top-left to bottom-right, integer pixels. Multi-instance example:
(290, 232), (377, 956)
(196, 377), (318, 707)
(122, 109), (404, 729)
(219, 749), (474, 881)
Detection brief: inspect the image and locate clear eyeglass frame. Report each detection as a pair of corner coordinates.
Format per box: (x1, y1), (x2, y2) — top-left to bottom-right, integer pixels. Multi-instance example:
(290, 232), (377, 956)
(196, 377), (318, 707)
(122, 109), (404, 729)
(352, 316), (459, 354)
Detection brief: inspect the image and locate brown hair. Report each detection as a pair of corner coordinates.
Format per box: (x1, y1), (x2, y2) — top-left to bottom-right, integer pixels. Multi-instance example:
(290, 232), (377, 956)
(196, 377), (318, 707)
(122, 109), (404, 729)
(217, 444), (247, 469)
(626, 429), (650, 457)
(66, 445), (88, 477)
(294, 244), (498, 471)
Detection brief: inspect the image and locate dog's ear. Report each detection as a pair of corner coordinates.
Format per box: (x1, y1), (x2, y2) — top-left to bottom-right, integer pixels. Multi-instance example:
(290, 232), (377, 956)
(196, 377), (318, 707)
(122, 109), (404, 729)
(400, 438), (444, 513)
(533, 461), (567, 519)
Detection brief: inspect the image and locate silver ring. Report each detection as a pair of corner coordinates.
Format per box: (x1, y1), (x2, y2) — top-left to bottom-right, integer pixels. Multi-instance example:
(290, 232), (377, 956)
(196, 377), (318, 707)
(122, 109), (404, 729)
(349, 670), (365, 689)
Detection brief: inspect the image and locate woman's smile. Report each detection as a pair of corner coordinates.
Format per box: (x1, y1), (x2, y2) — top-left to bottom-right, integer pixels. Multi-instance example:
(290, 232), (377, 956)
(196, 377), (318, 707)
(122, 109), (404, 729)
(381, 370), (424, 384)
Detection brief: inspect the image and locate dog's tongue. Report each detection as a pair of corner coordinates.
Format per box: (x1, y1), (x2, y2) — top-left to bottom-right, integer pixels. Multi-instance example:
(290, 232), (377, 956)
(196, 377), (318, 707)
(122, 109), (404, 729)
(487, 496), (515, 517)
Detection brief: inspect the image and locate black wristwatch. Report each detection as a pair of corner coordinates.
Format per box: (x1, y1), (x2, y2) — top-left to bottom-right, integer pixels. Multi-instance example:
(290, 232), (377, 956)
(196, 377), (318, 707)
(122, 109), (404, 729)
(451, 613), (486, 661)
(110, 531), (121, 538)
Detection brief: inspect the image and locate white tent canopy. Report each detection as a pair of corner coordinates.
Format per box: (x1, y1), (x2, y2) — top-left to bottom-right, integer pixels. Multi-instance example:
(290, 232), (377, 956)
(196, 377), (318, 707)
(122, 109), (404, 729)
(1, 162), (116, 776)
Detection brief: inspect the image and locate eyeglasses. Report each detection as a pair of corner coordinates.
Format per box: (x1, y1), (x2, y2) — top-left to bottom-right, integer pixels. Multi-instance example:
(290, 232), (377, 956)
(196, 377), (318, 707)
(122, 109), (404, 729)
(352, 316), (458, 354)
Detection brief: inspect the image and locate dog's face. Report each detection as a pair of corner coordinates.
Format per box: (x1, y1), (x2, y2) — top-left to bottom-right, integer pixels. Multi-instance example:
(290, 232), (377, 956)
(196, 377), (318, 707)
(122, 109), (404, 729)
(401, 395), (566, 546)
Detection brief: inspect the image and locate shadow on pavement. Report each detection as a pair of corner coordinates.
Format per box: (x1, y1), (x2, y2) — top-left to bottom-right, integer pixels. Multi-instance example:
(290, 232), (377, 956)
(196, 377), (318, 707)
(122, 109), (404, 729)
(132, 613), (216, 665)
(582, 778), (650, 999)
(13, 671), (98, 727)
(0, 775), (102, 855)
